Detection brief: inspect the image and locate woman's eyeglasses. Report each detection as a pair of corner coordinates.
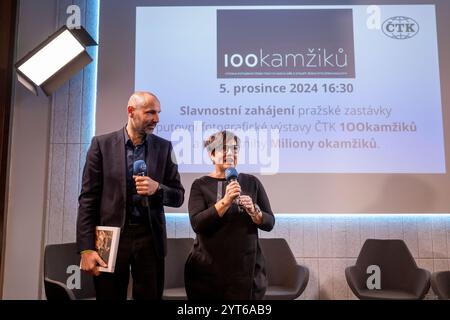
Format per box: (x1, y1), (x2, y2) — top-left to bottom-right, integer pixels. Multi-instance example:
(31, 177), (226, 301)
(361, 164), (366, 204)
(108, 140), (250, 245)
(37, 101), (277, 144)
(212, 145), (240, 154)
(223, 145), (240, 153)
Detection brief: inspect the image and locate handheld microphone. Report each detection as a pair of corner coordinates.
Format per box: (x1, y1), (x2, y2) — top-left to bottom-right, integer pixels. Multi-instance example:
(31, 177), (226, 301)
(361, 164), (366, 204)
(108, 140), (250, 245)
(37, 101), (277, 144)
(225, 167), (238, 182)
(225, 167), (240, 206)
(133, 160), (147, 176)
(133, 160), (149, 207)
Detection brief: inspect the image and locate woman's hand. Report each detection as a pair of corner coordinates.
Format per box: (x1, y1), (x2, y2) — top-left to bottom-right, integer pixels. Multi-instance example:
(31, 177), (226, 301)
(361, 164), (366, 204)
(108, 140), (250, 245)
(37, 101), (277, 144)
(239, 195), (263, 224)
(238, 195), (255, 214)
(215, 181), (241, 217)
(223, 181), (241, 205)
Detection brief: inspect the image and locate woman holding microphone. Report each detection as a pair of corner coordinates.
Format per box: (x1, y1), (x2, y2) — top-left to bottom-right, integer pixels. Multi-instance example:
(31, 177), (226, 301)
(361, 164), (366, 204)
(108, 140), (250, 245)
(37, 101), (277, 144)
(185, 130), (275, 300)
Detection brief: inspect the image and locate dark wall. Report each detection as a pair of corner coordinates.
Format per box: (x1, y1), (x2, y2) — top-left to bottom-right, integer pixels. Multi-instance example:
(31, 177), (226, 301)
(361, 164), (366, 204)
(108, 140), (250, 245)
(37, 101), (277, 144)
(0, 0), (18, 295)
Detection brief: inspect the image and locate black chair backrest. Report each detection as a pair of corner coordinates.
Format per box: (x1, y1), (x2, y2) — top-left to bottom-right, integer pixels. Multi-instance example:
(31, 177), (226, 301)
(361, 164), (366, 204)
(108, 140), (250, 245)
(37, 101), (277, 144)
(355, 239), (418, 291)
(164, 238), (194, 289)
(259, 238), (298, 286)
(44, 242), (95, 299)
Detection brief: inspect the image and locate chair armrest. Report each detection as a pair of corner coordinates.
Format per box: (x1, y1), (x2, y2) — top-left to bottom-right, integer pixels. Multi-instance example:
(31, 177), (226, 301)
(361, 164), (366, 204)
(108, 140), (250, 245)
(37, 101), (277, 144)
(280, 264), (309, 299)
(431, 271), (450, 299)
(44, 277), (76, 300)
(345, 265), (366, 293)
(410, 268), (431, 299)
(295, 265), (309, 296)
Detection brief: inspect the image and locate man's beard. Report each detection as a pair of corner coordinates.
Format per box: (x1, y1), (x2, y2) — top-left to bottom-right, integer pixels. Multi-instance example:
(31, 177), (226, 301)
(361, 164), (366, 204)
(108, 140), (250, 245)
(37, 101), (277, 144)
(138, 124), (154, 136)
(144, 127), (154, 134)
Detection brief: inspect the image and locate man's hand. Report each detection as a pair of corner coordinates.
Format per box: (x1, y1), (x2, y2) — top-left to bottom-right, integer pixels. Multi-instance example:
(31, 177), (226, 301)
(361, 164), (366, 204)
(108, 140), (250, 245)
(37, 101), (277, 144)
(80, 251), (107, 276)
(133, 176), (160, 196)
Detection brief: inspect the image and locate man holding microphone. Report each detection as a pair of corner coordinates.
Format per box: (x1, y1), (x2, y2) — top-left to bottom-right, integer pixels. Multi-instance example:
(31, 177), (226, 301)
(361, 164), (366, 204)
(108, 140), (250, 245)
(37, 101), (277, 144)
(77, 91), (184, 300)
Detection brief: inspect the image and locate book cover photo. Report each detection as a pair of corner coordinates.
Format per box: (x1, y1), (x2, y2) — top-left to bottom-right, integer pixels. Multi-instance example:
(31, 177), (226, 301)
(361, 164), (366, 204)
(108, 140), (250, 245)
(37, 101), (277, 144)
(95, 226), (121, 273)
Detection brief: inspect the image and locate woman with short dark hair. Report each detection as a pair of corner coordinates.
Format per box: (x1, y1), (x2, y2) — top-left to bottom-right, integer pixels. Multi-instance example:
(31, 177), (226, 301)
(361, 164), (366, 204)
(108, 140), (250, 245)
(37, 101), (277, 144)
(185, 130), (275, 300)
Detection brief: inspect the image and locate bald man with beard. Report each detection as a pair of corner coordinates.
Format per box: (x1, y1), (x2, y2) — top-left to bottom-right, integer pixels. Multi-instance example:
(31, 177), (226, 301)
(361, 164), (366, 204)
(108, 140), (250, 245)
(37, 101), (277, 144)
(77, 91), (184, 300)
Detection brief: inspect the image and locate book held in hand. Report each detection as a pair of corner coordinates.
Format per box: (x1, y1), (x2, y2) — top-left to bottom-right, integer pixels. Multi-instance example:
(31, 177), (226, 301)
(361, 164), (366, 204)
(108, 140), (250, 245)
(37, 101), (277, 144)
(95, 226), (121, 273)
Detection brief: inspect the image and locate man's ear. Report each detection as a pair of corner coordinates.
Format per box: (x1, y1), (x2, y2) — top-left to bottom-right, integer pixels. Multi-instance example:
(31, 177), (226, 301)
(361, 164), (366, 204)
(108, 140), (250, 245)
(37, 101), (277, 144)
(127, 106), (134, 116)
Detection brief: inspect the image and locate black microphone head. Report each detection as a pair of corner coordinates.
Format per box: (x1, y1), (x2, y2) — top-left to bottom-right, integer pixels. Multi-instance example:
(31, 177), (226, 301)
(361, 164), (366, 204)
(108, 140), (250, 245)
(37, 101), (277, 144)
(225, 167), (238, 182)
(133, 160), (147, 176)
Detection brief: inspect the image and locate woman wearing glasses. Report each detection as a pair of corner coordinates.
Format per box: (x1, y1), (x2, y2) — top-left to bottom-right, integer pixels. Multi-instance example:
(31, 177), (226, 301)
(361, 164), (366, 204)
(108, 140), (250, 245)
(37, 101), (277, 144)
(185, 130), (275, 300)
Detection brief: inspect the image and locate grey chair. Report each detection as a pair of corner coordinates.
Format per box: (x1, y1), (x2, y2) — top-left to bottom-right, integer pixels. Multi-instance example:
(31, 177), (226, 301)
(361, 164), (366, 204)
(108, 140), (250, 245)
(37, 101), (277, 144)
(259, 238), (309, 300)
(44, 242), (95, 300)
(431, 271), (450, 299)
(345, 239), (431, 300)
(163, 238), (194, 300)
